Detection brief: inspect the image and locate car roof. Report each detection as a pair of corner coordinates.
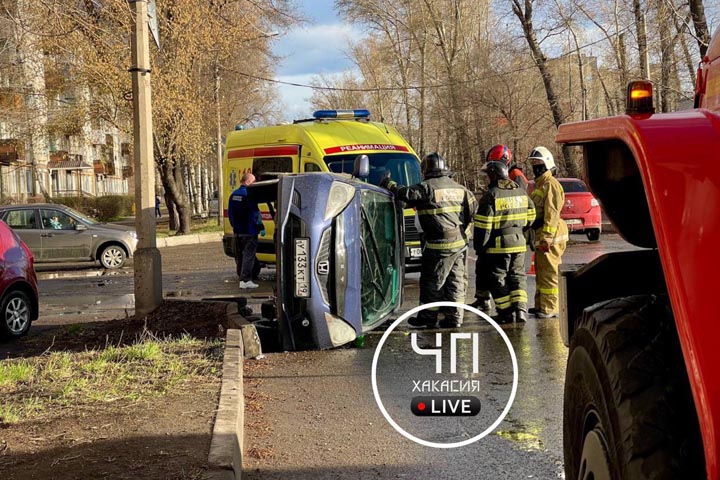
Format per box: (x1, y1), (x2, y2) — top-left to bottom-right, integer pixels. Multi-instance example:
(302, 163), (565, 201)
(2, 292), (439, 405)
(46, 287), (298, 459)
(0, 203), (72, 210)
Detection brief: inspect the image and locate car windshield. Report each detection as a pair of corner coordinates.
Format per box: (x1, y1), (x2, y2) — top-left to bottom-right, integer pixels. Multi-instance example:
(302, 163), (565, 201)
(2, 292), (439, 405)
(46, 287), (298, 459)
(65, 208), (99, 225)
(560, 180), (588, 193)
(359, 190), (399, 325)
(325, 152), (422, 187)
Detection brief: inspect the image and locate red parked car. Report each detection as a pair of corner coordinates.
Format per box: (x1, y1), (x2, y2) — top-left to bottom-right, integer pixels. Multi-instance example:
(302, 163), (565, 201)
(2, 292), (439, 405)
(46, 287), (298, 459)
(0, 219), (39, 339)
(529, 177), (602, 241)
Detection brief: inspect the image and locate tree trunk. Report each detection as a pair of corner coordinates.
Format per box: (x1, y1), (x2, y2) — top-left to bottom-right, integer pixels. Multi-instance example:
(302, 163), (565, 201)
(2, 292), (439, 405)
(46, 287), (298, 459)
(160, 158), (191, 235)
(688, 0), (710, 58)
(633, 0), (650, 79)
(657, 0), (675, 112)
(673, 13), (697, 87)
(511, 0), (576, 176)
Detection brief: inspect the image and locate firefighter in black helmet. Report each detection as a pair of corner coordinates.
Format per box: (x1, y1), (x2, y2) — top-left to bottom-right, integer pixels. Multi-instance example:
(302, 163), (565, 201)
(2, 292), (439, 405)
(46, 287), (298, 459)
(473, 161), (536, 323)
(381, 152), (477, 328)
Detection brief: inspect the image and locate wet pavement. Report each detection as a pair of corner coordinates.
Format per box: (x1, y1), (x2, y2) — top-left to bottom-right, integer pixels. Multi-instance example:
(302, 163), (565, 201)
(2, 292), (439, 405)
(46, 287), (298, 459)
(241, 234), (639, 479)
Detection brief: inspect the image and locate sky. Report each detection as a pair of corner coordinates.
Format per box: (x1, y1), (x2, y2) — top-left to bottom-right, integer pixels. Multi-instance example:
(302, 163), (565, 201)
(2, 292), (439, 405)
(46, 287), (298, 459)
(272, 0), (361, 122)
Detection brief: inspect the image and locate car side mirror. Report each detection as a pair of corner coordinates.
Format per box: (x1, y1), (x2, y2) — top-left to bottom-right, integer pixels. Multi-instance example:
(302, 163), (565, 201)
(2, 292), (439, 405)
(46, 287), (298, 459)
(75, 223), (88, 231)
(353, 154), (370, 179)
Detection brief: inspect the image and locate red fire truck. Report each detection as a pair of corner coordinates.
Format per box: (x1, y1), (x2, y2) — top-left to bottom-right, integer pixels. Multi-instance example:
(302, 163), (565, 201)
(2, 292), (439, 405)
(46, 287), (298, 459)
(555, 30), (720, 479)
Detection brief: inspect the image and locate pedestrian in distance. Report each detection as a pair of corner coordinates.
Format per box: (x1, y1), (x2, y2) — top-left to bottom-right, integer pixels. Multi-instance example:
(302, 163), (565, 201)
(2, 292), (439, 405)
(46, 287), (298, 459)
(155, 195), (162, 218)
(381, 152), (478, 328)
(228, 173), (265, 289)
(473, 161), (536, 324)
(527, 146), (569, 318)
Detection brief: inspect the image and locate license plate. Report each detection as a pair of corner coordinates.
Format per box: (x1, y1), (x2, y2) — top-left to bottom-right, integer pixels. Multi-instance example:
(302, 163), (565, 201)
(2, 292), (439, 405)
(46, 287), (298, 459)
(410, 247), (422, 258)
(566, 219), (582, 225)
(294, 238), (310, 298)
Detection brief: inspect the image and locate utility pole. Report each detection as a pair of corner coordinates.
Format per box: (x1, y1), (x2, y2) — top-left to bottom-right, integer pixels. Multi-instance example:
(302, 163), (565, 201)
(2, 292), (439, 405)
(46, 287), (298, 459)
(129, 0), (162, 315)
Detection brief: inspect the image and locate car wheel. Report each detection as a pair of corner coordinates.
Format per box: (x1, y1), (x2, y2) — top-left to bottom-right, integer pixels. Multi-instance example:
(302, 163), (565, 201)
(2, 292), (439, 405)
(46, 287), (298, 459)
(100, 244), (127, 269)
(0, 290), (32, 338)
(563, 295), (705, 480)
(586, 229), (600, 241)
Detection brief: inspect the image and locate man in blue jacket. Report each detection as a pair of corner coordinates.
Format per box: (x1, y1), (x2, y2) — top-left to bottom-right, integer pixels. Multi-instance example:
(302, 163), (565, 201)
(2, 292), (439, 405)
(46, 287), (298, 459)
(228, 173), (265, 289)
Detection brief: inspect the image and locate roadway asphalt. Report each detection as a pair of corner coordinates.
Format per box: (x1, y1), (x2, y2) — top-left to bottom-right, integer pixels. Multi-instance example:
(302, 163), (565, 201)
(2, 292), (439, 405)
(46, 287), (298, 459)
(242, 234), (638, 479)
(18, 234), (637, 478)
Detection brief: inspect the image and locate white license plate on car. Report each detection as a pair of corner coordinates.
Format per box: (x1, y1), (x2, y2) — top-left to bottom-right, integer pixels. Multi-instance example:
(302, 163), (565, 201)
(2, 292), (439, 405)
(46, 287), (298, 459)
(294, 238), (310, 298)
(566, 219), (582, 225)
(410, 247), (422, 258)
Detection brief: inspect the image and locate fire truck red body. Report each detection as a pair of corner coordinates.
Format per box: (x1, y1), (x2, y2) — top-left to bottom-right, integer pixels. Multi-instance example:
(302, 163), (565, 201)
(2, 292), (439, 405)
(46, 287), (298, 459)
(555, 29), (720, 479)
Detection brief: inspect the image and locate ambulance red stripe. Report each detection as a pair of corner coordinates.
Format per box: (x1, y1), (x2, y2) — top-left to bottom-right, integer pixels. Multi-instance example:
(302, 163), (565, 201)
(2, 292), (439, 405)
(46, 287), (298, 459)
(227, 145), (300, 159)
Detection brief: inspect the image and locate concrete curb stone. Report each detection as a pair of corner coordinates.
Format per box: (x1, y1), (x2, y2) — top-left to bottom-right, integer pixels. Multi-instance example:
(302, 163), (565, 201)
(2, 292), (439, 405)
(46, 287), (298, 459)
(207, 303), (263, 480)
(207, 328), (245, 480)
(157, 232), (222, 248)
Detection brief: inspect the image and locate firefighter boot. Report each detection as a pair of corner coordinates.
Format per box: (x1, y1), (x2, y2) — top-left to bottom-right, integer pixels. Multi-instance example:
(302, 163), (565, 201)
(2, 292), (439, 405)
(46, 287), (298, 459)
(439, 317), (462, 329)
(493, 309), (515, 325)
(470, 298), (493, 315)
(515, 309), (528, 323)
(407, 316), (436, 329)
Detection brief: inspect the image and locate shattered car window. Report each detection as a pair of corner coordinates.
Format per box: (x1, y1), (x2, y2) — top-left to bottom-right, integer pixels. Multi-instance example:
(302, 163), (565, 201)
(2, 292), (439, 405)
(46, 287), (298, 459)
(360, 190), (399, 325)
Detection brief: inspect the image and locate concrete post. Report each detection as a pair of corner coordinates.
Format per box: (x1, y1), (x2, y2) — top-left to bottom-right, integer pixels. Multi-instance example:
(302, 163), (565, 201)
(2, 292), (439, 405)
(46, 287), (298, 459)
(130, 0), (162, 316)
(215, 63), (224, 226)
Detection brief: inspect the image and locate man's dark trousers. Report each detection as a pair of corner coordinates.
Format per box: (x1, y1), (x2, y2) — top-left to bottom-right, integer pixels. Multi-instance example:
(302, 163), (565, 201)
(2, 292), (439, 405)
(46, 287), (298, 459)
(234, 234), (258, 282)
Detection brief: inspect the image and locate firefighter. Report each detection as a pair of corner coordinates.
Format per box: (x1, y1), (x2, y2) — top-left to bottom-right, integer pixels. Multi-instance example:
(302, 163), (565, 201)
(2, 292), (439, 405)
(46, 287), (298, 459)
(471, 145), (532, 312)
(487, 144), (529, 189)
(474, 161), (536, 323)
(381, 152), (477, 328)
(528, 146), (569, 318)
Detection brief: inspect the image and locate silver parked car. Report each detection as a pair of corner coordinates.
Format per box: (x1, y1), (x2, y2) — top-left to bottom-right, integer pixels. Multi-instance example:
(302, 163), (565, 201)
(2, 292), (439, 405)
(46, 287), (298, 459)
(0, 204), (138, 269)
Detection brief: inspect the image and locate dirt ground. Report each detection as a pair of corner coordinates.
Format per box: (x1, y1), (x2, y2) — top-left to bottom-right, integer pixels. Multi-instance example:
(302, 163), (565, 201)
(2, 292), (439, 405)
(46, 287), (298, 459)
(0, 300), (230, 480)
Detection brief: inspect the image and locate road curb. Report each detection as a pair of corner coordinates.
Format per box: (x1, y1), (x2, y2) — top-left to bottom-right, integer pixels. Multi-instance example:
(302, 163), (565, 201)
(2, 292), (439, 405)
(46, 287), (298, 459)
(208, 328), (245, 480)
(207, 303), (262, 480)
(157, 232), (222, 248)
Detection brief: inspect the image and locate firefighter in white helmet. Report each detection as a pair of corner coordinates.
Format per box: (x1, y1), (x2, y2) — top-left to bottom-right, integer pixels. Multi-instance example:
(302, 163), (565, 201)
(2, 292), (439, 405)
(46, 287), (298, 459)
(528, 146), (568, 318)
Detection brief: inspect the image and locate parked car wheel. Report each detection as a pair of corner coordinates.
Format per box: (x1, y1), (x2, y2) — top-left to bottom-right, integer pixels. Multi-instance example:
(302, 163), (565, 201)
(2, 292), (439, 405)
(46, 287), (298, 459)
(100, 244), (127, 269)
(563, 295), (704, 479)
(0, 290), (32, 338)
(586, 228), (600, 241)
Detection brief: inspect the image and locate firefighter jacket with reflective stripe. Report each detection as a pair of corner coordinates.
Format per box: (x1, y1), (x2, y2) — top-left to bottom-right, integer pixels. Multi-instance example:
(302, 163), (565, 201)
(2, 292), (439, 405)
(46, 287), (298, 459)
(509, 165), (529, 191)
(530, 171), (569, 246)
(474, 179), (536, 254)
(387, 175), (478, 251)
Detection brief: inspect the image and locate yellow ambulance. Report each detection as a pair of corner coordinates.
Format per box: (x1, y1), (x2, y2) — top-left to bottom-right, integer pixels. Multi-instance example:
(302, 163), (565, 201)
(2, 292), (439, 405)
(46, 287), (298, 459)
(222, 109), (423, 266)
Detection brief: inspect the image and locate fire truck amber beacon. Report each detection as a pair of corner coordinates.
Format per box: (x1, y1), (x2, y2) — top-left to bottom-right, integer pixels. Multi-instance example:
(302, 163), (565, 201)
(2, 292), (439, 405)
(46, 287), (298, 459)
(371, 301), (519, 449)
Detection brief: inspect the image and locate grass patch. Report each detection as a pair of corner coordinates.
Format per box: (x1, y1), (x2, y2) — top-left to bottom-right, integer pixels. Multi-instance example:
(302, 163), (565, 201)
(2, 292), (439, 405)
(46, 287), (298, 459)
(0, 333), (222, 425)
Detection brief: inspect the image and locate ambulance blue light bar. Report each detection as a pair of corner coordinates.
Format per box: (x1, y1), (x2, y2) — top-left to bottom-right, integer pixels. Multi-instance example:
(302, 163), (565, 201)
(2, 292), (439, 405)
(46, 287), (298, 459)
(313, 109), (370, 119)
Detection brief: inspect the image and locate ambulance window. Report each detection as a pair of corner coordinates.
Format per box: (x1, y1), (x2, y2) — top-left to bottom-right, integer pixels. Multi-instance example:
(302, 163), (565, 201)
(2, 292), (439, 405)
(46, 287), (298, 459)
(304, 162), (322, 172)
(253, 157), (292, 180)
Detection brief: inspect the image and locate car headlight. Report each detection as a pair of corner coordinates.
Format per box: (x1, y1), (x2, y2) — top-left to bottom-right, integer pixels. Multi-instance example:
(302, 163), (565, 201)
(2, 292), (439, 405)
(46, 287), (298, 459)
(590, 198), (599, 207)
(129, 231), (138, 239)
(324, 181), (355, 221)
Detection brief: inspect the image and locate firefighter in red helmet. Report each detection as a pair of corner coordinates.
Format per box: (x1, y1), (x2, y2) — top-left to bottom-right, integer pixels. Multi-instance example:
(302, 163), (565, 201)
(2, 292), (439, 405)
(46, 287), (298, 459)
(487, 144), (529, 190)
(471, 145), (533, 313)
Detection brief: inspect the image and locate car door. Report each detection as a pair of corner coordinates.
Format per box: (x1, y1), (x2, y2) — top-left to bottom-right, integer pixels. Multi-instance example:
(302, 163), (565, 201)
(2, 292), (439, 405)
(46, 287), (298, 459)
(39, 209), (92, 261)
(1, 209), (42, 259)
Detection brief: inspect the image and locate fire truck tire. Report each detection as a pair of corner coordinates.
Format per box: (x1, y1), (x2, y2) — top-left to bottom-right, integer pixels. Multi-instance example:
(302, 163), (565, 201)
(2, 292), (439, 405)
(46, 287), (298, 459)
(563, 295), (705, 480)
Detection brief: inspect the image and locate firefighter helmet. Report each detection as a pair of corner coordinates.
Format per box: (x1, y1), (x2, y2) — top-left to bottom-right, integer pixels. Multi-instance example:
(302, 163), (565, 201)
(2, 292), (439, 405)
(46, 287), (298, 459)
(528, 146), (555, 170)
(482, 161), (509, 180)
(486, 144), (513, 166)
(422, 152), (448, 177)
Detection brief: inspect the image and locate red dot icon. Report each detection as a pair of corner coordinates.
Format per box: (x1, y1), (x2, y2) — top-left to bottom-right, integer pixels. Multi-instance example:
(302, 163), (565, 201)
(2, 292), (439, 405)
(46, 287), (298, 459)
(418, 402), (426, 411)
